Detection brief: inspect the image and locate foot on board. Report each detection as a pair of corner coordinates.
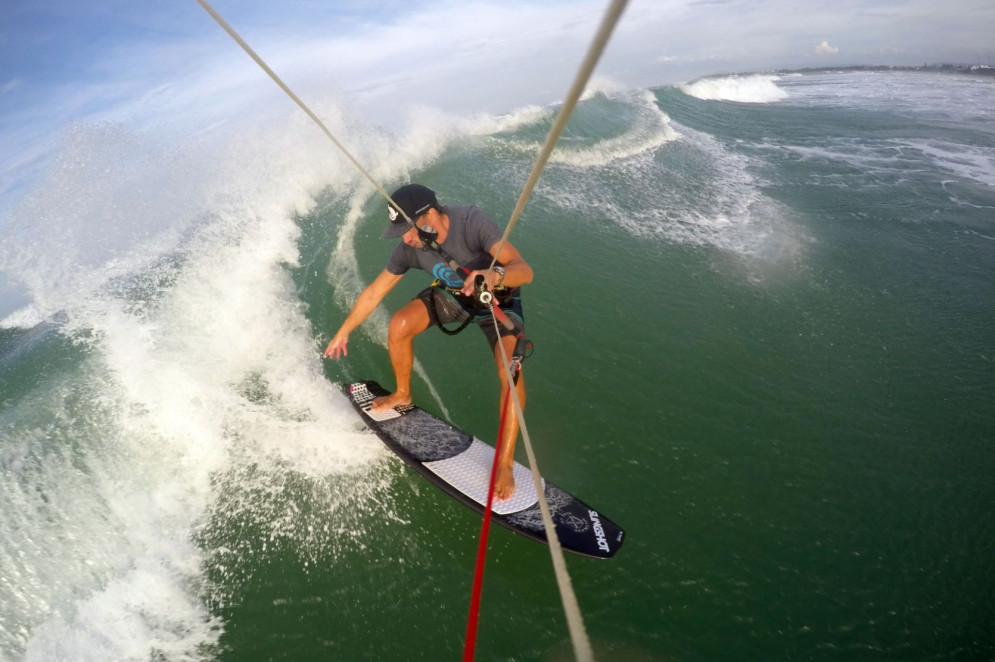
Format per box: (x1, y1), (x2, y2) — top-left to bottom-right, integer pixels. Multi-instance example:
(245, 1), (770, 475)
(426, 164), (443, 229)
(494, 464), (516, 502)
(370, 392), (412, 413)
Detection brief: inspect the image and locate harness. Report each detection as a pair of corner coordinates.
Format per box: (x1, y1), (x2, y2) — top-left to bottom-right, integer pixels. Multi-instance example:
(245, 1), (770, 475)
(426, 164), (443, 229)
(424, 280), (516, 331)
(416, 223), (533, 371)
(424, 281), (477, 336)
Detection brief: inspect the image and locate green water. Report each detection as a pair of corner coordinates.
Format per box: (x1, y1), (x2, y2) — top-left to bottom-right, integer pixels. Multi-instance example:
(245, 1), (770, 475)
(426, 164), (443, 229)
(3, 70), (992, 661)
(223, 166), (991, 661)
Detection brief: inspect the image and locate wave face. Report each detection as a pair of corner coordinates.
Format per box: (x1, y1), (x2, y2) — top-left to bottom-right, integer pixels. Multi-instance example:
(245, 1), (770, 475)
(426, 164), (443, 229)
(0, 102), (398, 661)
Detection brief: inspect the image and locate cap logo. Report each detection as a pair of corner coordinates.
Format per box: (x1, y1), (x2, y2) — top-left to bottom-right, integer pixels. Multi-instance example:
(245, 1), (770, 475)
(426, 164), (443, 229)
(388, 206), (399, 222)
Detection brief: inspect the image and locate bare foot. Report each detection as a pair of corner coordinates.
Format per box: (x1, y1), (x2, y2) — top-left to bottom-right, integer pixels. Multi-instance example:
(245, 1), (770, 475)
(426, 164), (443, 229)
(370, 392), (411, 413)
(494, 464), (516, 502)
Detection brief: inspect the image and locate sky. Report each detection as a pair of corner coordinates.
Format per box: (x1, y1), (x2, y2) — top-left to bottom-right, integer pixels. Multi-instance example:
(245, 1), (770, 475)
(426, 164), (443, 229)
(2, 0), (994, 217)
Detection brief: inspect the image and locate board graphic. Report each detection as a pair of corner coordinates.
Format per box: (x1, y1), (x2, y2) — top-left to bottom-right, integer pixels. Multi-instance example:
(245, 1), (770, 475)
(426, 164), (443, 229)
(343, 381), (624, 559)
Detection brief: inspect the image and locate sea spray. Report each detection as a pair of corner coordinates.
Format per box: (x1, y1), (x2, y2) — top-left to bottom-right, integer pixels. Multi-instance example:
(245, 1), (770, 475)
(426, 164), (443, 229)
(1, 103), (396, 660)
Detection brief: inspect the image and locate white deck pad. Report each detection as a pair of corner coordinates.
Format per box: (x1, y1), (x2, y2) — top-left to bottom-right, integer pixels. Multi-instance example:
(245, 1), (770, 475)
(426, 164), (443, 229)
(350, 382), (406, 421)
(361, 404), (403, 422)
(423, 439), (542, 515)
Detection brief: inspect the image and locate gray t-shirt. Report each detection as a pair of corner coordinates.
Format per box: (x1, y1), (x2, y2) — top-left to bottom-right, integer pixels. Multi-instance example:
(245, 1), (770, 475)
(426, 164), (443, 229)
(385, 204), (503, 288)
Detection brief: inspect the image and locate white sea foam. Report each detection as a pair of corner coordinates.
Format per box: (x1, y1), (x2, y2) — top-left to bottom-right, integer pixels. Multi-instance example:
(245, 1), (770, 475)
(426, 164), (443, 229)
(680, 74), (789, 103)
(902, 139), (995, 188)
(480, 89), (680, 169)
(778, 137), (995, 192)
(0, 100), (400, 660)
(580, 74), (632, 100)
(550, 90), (680, 167)
(0, 303), (44, 329)
(537, 114), (805, 273)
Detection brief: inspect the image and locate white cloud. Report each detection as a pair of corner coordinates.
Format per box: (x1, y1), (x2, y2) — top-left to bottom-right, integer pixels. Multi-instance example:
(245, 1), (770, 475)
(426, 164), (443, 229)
(815, 40), (840, 55)
(4, 0), (995, 213)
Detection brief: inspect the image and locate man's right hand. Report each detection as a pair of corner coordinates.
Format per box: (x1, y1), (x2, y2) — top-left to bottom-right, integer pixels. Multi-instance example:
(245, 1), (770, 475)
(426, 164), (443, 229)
(322, 269), (404, 361)
(323, 333), (348, 359)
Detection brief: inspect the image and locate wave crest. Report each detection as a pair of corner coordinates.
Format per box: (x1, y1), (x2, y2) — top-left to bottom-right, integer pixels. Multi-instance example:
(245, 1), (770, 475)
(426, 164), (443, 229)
(680, 75), (789, 103)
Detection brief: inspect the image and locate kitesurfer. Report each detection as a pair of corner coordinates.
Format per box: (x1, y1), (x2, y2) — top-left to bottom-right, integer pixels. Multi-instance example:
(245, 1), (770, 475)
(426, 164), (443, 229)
(324, 183), (533, 501)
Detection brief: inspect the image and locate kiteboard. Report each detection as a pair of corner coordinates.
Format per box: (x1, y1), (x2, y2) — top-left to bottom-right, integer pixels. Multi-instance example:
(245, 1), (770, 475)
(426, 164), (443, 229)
(342, 381), (624, 559)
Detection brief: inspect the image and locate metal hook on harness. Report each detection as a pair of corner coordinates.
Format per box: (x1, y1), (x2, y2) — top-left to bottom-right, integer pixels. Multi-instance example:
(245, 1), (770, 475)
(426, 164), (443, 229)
(473, 274), (493, 306)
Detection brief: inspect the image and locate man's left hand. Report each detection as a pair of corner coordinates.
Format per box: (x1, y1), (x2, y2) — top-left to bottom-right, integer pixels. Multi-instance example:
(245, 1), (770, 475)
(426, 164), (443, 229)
(461, 269), (499, 297)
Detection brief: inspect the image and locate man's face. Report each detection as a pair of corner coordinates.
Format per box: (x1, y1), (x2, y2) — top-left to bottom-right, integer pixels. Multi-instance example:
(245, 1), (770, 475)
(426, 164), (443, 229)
(401, 208), (436, 248)
(401, 225), (421, 248)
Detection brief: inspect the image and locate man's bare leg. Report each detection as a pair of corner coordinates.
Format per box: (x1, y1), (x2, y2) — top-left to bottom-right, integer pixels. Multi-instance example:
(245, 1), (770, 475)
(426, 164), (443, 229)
(371, 299), (430, 413)
(493, 333), (525, 502)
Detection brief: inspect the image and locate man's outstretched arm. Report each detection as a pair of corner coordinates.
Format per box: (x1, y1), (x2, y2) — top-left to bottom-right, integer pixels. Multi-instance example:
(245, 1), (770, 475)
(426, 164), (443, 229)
(324, 269), (403, 359)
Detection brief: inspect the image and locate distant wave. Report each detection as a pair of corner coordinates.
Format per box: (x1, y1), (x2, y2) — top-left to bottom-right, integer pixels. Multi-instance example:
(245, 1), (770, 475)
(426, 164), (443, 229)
(550, 90), (678, 167)
(482, 89), (678, 168)
(679, 74), (789, 103)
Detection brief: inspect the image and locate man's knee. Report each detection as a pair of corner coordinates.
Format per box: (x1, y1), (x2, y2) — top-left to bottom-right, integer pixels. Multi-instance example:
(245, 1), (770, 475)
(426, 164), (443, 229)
(388, 301), (430, 340)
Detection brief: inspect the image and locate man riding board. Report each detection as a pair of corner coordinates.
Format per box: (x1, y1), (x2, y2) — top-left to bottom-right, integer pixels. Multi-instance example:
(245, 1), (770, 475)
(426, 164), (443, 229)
(324, 184), (533, 502)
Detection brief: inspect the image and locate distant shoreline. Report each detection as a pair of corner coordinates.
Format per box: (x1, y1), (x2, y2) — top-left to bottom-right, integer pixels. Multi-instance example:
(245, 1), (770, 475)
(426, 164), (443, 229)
(775, 64), (995, 76)
(779, 63), (994, 77)
(705, 63), (995, 80)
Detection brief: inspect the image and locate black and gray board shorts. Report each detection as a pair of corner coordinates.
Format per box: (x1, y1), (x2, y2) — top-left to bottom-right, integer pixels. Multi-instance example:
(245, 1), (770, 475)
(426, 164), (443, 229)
(415, 285), (524, 351)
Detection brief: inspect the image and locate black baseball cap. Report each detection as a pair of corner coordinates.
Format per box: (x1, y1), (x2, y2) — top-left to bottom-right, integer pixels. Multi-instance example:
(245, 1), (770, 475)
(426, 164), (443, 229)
(382, 184), (438, 238)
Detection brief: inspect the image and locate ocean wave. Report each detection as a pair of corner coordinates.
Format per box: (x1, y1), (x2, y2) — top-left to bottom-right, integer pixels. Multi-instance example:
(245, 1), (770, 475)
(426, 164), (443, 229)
(531, 112), (805, 270)
(481, 89), (679, 168)
(0, 101), (401, 660)
(680, 74), (789, 103)
(550, 90), (680, 167)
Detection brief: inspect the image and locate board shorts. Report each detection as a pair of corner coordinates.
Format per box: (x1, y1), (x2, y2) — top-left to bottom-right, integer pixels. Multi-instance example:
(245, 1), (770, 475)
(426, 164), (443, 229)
(415, 285), (524, 351)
